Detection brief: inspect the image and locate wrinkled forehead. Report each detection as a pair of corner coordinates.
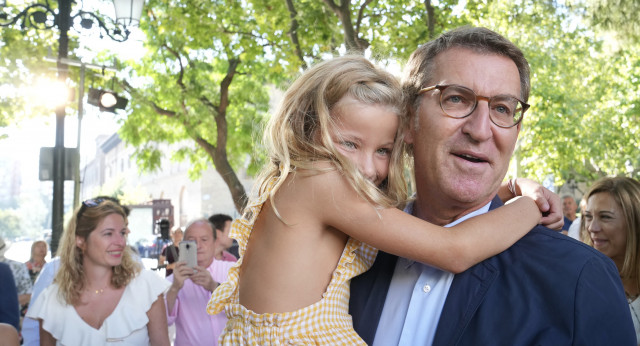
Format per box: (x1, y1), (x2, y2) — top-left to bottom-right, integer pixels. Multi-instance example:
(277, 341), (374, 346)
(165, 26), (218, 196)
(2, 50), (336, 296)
(430, 48), (522, 97)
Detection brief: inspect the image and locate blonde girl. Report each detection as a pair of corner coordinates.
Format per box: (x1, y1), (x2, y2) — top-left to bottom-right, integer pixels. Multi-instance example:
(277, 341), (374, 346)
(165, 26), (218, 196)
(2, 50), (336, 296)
(208, 55), (557, 345)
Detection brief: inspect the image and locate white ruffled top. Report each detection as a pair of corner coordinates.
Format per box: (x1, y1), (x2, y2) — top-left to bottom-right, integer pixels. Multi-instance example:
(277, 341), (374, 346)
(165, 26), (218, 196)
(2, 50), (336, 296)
(27, 269), (170, 346)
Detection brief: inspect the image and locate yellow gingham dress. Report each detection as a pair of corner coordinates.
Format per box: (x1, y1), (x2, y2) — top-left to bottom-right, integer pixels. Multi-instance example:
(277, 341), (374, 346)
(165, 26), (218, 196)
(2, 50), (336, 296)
(207, 180), (377, 345)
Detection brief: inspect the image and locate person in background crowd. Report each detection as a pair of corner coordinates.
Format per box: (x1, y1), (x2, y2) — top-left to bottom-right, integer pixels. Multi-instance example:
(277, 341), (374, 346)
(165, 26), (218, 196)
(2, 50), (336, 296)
(165, 219), (235, 346)
(159, 227), (183, 277)
(568, 196), (586, 241)
(27, 197), (170, 345)
(208, 214), (237, 262)
(21, 258), (60, 346)
(562, 194), (578, 233)
(583, 176), (640, 343)
(0, 262), (20, 335)
(0, 236), (32, 314)
(349, 26), (635, 345)
(25, 240), (47, 284)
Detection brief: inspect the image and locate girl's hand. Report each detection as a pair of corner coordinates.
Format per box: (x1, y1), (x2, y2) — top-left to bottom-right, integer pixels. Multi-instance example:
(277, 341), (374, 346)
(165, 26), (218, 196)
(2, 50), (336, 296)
(509, 178), (564, 230)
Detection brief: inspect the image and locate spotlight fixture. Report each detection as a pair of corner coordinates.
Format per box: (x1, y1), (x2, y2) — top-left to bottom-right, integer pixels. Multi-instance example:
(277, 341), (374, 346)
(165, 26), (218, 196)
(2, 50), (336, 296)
(87, 88), (128, 113)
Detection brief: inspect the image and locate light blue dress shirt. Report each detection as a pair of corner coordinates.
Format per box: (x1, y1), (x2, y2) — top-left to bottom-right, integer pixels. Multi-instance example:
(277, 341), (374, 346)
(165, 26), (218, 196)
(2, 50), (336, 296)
(373, 202), (491, 346)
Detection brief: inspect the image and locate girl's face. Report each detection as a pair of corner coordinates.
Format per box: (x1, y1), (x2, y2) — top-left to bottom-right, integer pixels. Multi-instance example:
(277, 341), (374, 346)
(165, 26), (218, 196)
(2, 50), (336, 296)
(76, 213), (128, 269)
(584, 192), (628, 267)
(331, 96), (398, 186)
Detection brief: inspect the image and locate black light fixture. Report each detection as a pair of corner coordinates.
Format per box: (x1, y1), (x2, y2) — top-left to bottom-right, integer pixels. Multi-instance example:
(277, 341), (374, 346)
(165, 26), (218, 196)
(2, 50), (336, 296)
(87, 88), (128, 113)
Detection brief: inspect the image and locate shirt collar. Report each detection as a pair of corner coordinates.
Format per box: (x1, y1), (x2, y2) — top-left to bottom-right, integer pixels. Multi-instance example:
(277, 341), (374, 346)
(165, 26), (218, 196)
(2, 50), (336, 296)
(401, 200), (492, 267)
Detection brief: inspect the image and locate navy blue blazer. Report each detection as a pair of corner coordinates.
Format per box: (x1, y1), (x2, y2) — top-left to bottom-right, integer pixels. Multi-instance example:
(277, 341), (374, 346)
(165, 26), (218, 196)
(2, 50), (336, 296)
(0, 262), (20, 332)
(350, 196), (636, 345)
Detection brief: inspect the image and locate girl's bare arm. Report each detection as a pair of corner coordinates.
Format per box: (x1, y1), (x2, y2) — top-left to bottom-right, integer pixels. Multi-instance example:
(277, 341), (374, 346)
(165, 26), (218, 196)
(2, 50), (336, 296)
(311, 170), (541, 273)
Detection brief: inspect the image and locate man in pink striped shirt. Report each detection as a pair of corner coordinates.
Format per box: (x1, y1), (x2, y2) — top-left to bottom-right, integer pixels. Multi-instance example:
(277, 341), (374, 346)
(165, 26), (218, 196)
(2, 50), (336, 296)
(165, 219), (234, 346)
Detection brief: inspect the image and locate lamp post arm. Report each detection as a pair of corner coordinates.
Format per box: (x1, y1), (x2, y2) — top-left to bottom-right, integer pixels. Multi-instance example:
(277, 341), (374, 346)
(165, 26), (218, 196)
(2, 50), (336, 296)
(0, 1), (132, 42)
(0, 3), (57, 29)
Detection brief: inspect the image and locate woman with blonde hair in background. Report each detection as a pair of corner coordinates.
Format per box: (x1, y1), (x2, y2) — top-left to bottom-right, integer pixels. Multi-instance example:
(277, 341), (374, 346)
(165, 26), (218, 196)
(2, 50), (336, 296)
(583, 176), (640, 344)
(27, 197), (171, 345)
(25, 240), (47, 284)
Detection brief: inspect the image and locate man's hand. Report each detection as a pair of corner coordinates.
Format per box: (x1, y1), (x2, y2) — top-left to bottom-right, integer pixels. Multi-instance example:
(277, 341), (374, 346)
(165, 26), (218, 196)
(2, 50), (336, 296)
(190, 265), (219, 292)
(170, 261), (194, 291)
(513, 178), (564, 230)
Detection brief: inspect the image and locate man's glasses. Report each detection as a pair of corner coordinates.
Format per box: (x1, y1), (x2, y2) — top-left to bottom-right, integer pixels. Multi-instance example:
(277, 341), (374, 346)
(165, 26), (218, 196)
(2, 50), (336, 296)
(76, 196), (120, 223)
(418, 84), (529, 128)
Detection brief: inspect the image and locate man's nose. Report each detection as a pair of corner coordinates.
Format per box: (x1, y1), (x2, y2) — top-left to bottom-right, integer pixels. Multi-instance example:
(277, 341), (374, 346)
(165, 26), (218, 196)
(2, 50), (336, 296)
(461, 100), (493, 142)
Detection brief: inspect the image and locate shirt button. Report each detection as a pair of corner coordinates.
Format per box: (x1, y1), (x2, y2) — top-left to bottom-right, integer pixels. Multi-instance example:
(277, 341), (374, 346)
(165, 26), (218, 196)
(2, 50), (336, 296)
(423, 284), (431, 293)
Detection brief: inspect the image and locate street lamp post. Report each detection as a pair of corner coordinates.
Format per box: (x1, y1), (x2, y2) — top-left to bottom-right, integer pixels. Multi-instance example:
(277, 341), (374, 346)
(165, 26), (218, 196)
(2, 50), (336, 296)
(1, 0), (143, 255)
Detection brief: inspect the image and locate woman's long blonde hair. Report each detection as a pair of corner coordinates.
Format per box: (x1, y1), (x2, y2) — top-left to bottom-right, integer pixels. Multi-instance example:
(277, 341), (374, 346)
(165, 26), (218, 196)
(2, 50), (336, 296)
(582, 177), (640, 294)
(55, 200), (140, 305)
(253, 55), (408, 218)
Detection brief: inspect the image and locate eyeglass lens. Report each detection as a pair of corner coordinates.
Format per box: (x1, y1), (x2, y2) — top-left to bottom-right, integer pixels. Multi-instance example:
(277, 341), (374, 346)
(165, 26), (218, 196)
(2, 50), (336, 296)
(439, 85), (524, 127)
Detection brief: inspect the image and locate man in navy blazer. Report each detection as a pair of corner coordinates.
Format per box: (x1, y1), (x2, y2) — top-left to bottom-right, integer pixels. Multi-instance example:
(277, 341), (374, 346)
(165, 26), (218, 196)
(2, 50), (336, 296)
(349, 26), (636, 345)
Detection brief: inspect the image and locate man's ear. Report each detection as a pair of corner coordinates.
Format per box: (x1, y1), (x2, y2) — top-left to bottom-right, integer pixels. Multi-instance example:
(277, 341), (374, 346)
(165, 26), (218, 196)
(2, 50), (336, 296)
(404, 110), (416, 145)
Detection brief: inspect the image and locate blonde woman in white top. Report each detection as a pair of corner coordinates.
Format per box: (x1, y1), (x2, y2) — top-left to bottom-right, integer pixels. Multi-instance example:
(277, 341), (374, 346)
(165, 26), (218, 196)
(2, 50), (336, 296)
(28, 197), (170, 345)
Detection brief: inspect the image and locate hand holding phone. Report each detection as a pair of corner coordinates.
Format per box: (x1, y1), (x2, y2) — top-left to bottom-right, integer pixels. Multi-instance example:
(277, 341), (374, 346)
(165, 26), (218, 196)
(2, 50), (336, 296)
(178, 240), (197, 268)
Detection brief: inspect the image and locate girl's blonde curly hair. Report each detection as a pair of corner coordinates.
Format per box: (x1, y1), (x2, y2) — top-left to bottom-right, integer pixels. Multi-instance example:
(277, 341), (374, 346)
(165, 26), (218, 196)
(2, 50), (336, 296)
(253, 55), (409, 219)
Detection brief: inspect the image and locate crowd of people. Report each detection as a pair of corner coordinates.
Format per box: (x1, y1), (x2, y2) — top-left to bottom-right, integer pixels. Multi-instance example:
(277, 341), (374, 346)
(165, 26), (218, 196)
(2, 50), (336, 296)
(0, 26), (638, 345)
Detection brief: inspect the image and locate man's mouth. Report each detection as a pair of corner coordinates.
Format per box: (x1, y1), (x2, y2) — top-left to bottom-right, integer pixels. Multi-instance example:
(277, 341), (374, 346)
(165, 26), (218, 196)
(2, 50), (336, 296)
(454, 153), (487, 163)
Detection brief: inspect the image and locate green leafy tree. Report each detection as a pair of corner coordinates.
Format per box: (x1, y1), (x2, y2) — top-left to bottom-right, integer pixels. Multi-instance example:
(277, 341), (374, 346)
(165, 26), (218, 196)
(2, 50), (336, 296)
(579, 0), (640, 44)
(3, 0), (639, 213)
(111, 0), (467, 212)
(0, 209), (21, 239)
(0, 1), (85, 133)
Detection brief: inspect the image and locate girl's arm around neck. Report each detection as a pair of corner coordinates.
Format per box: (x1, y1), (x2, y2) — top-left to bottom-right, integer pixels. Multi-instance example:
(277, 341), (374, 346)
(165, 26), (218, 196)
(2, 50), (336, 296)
(310, 170), (541, 274)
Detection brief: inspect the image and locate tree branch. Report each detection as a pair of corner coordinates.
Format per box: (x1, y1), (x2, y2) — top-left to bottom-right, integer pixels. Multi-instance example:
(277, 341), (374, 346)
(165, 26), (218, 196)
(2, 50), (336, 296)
(355, 0), (374, 34)
(161, 43), (186, 90)
(424, 0), (435, 39)
(285, 0), (307, 69)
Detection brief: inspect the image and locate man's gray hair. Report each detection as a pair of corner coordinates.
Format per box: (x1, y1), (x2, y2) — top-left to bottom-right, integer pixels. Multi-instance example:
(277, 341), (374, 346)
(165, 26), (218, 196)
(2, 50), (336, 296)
(403, 26), (531, 126)
(184, 218), (215, 239)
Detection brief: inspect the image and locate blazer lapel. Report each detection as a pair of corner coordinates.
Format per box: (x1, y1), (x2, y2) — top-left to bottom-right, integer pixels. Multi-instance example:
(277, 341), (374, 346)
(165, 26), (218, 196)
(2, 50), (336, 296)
(350, 250), (398, 344)
(432, 196), (503, 345)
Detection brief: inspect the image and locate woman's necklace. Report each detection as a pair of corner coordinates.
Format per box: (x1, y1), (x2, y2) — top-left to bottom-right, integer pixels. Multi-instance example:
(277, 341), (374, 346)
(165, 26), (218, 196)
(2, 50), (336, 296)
(87, 283), (109, 295)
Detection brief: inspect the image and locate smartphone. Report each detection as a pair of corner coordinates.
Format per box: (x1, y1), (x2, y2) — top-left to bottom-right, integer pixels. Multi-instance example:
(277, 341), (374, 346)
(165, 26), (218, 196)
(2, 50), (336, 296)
(178, 240), (197, 268)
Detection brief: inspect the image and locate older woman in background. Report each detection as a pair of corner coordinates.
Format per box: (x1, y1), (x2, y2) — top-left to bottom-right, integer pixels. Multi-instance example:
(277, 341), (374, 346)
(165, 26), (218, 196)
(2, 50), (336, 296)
(27, 197), (171, 345)
(25, 240), (47, 284)
(583, 176), (640, 344)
